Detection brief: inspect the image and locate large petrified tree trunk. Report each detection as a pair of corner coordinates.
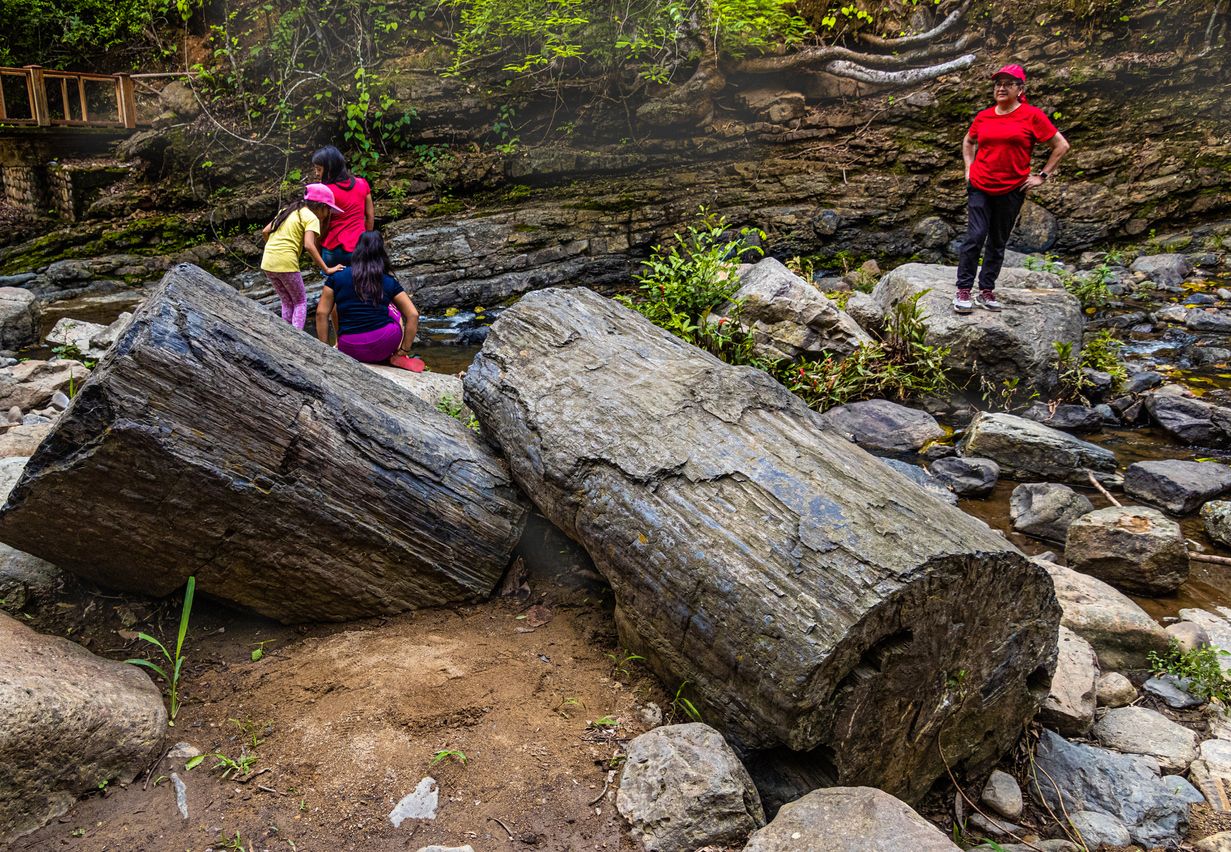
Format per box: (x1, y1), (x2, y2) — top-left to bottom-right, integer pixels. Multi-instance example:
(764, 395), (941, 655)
(463, 287), (1060, 803)
(0, 264), (529, 623)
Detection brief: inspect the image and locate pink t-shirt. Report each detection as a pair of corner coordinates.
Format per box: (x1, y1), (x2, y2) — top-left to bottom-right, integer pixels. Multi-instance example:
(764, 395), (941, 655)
(322, 176), (371, 251)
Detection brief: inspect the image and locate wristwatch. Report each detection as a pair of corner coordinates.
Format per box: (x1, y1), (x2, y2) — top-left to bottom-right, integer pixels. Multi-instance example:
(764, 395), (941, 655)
(1038, 171), (1050, 180)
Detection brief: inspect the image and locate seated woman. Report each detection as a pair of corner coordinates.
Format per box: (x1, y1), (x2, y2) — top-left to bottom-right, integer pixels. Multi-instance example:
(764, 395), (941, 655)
(316, 230), (423, 372)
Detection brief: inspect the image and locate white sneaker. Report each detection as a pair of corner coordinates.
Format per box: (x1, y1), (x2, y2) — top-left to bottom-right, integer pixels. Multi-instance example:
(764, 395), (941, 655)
(953, 288), (973, 314)
(977, 290), (1004, 311)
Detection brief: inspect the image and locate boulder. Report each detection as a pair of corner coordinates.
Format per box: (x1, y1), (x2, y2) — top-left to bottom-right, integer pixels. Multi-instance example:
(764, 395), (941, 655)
(0, 288), (39, 351)
(870, 263), (1082, 392)
(710, 258), (872, 362)
(960, 412), (1118, 485)
(0, 613), (166, 844)
(1187, 309), (1231, 333)
(616, 724), (764, 852)
(157, 80), (201, 118)
(0, 359), (91, 413)
(842, 291), (883, 331)
(0, 265), (530, 623)
(1165, 620), (1211, 653)
(1177, 607), (1231, 674)
(463, 287), (1061, 803)
(1009, 483), (1094, 542)
(1008, 200), (1057, 254)
(1124, 459), (1231, 515)
(1065, 506), (1190, 595)
(821, 399), (945, 455)
(1096, 672), (1137, 708)
(1030, 729), (1191, 848)
(1092, 706), (1198, 773)
(45, 315), (132, 362)
(362, 364), (473, 420)
(1039, 626), (1099, 736)
(0, 422), (52, 458)
(928, 456), (999, 498)
(1020, 402), (1102, 433)
(742, 787), (960, 852)
(1131, 253), (1192, 287)
(879, 458), (958, 505)
(1202, 500), (1231, 547)
(1145, 385), (1231, 448)
(1036, 559), (1169, 670)
(1066, 810), (1132, 848)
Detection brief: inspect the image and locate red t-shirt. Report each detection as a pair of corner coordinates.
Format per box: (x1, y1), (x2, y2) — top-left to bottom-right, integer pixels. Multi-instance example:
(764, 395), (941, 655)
(967, 104), (1058, 194)
(322, 176), (371, 251)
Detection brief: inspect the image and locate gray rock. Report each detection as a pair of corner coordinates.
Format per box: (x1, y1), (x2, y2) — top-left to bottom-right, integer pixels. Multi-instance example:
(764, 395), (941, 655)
(962, 412), (1118, 485)
(1143, 675), (1203, 709)
(742, 786), (960, 851)
(1009, 200), (1057, 254)
(1067, 810), (1132, 847)
(1020, 402), (1102, 433)
(0, 613), (167, 843)
(821, 399), (945, 455)
(1124, 459), (1231, 515)
(1040, 626), (1099, 736)
(971, 843), (1078, 852)
(881, 457), (958, 505)
(928, 456), (999, 498)
(1178, 608), (1231, 675)
(1165, 620), (1211, 653)
(1197, 832), (1231, 851)
(1093, 705), (1198, 772)
(912, 216), (954, 249)
(1188, 738), (1231, 813)
(871, 264), (1082, 392)
(980, 769), (1023, 820)
(1096, 672), (1137, 708)
(842, 291), (883, 331)
(389, 777), (438, 826)
(48, 391), (70, 412)
(710, 258), (872, 362)
(1157, 303), (1190, 323)
(45, 317), (111, 360)
(1010, 483), (1094, 542)
(1131, 253), (1193, 287)
(0, 359), (91, 413)
(1037, 559), (1169, 670)
(1195, 346), (1231, 367)
(1065, 506), (1190, 595)
(1202, 500), (1231, 547)
(0, 288), (39, 351)
(616, 724), (764, 852)
(1125, 371), (1165, 394)
(1146, 385), (1231, 448)
(157, 80), (201, 118)
(1188, 310), (1231, 333)
(967, 811), (1021, 837)
(1030, 728), (1190, 848)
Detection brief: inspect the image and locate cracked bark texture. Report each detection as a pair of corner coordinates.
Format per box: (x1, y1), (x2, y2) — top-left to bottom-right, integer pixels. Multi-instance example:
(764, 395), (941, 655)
(0, 264), (529, 623)
(463, 287), (1060, 803)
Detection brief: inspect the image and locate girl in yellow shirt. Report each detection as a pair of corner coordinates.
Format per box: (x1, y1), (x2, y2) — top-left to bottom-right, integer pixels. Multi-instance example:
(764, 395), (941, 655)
(260, 183), (344, 328)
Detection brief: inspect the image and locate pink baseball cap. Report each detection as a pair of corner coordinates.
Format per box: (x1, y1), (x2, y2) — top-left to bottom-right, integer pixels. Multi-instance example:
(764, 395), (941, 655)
(991, 64), (1026, 83)
(304, 183), (342, 212)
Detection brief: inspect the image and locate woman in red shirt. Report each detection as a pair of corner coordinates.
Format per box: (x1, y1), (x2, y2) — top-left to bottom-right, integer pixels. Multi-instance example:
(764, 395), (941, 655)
(311, 146), (375, 268)
(954, 64), (1070, 315)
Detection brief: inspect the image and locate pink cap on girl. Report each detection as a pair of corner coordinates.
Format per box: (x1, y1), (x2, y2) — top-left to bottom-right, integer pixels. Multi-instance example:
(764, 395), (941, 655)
(304, 183), (343, 212)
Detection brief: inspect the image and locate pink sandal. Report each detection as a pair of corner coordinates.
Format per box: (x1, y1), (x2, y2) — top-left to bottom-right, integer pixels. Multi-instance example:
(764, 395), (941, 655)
(390, 354), (425, 373)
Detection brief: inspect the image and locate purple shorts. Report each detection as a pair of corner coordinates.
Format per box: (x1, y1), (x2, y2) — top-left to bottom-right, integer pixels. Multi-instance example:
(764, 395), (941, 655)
(338, 320), (401, 363)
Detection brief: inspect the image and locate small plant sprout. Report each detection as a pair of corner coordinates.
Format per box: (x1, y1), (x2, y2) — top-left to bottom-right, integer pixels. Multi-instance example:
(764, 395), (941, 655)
(671, 682), (703, 723)
(230, 717), (269, 750)
(250, 640), (272, 662)
(607, 650), (644, 680)
(125, 576), (195, 725)
(589, 715), (620, 730)
(430, 748), (468, 767)
(187, 750), (258, 780)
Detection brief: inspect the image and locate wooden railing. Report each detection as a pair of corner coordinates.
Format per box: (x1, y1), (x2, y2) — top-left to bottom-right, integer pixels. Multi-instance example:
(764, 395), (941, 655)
(0, 65), (138, 129)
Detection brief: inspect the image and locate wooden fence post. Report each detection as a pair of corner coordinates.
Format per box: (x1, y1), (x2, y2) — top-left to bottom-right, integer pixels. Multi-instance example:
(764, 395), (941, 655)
(24, 65), (49, 126)
(115, 74), (137, 129)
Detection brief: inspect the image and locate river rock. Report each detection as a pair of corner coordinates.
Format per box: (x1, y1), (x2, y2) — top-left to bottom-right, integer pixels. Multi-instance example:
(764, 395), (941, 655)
(843, 291), (883, 331)
(1125, 370), (1165, 394)
(980, 769), (1023, 820)
(928, 456), (999, 497)
(870, 263), (1082, 392)
(1020, 402), (1102, 433)
(1146, 385), (1231, 447)
(709, 257), (871, 362)
(1131, 253), (1192, 287)
(1124, 459), (1231, 515)
(464, 286), (1061, 803)
(961, 412), (1118, 485)
(616, 723), (763, 852)
(972, 843), (1078, 852)
(879, 458), (958, 505)
(1065, 506), (1190, 595)
(1096, 672), (1137, 708)
(1030, 729), (1190, 848)
(1143, 675), (1203, 709)
(1188, 309), (1231, 333)
(1093, 705), (1198, 772)
(44, 316), (132, 361)
(1177, 607), (1231, 674)
(1037, 558), (1169, 669)
(1067, 810), (1132, 848)
(1165, 620), (1211, 653)
(821, 399), (946, 455)
(0, 264), (530, 623)
(0, 613), (166, 844)
(0, 359), (91, 413)
(1040, 626), (1099, 736)
(742, 787), (960, 852)
(1202, 500), (1231, 547)
(0, 422), (52, 458)
(0, 288), (39, 351)
(363, 364), (472, 418)
(1197, 832), (1231, 851)
(1009, 483), (1094, 541)
(1186, 738), (1231, 812)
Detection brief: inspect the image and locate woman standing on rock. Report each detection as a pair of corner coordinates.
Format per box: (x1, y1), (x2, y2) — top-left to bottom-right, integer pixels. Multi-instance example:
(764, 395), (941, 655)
(312, 146), (374, 268)
(954, 64), (1070, 315)
(260, 184), (344, 329)
(316, 230), (424, 372)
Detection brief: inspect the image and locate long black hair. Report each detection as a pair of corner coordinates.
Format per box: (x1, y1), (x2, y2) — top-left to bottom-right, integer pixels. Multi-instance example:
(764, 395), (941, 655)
(311, 146), (352, 186)
(269, 199), (332, 234)
(350, 230), (396, 305)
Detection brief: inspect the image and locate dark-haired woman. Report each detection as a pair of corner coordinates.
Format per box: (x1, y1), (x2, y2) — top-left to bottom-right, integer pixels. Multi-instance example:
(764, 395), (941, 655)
(311, 145), (374, 268)
(261, 183), (344, 328)
(316, 230), (422, 372)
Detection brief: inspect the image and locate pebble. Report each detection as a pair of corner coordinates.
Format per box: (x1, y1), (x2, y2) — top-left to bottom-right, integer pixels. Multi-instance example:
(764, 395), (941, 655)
(980, 769), (1023, 820)
(49, 391), (70, 411)
(390, 777), (439, 826)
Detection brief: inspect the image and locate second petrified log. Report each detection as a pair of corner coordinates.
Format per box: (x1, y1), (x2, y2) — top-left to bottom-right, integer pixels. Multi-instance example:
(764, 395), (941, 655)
(463, 287), (1060, 803)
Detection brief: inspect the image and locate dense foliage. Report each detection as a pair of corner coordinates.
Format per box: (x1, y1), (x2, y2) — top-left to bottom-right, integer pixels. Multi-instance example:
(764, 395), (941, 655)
(0, 0), (178, 68)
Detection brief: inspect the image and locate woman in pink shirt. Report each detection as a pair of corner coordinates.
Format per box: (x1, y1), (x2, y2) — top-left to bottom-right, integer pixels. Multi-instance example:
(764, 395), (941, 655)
(311, 146), (374, 268)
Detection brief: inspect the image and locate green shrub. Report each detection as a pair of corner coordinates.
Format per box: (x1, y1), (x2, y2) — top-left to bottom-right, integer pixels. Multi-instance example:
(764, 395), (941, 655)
(1148, 642), (1231, 706)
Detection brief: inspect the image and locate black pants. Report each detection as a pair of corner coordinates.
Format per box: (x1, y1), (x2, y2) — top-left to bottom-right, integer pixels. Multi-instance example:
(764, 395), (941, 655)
(957, 184), (1026, 291)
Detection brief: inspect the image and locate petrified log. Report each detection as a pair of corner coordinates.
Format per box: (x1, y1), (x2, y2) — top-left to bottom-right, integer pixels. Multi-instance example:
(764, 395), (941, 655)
(0, 264), (529, 623)
(463, 287), (1060, 803)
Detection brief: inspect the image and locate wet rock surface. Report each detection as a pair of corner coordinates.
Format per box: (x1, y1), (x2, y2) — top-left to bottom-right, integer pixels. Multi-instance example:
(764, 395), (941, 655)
(1065, 506), (1190, 595)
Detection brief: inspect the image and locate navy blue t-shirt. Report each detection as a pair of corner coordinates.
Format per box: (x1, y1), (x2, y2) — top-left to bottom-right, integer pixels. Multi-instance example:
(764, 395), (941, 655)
(326, 268), (405, 335)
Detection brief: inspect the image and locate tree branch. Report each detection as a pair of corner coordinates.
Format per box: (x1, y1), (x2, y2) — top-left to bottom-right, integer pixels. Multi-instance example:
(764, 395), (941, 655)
(855, 0), (974, 49)
(824, 53), (976, 85)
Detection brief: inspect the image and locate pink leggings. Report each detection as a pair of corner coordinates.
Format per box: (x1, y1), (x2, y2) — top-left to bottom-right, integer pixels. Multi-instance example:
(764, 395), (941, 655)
(265, 271), (307, 329)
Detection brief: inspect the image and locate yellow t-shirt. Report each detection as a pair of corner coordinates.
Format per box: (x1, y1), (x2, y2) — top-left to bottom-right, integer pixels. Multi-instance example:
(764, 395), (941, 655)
(260, 207), (321, 273)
